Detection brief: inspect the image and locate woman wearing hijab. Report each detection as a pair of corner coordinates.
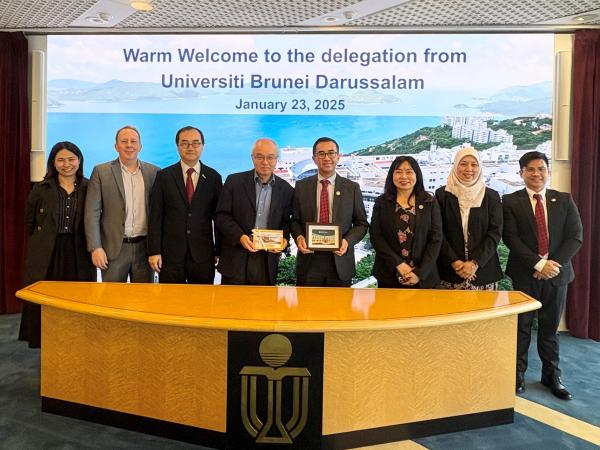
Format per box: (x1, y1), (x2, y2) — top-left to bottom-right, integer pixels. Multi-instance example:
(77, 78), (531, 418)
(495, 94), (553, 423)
(19, 141), (96, 348)
(435, 147), (503, 290)
(370, 156), (442, 288)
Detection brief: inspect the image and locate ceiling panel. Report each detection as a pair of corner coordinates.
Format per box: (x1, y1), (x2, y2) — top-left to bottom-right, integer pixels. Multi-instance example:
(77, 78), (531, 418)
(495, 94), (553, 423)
(119, 0), (364, 28)
(350, 0), (600, 27)
(0, 0), (599, 31)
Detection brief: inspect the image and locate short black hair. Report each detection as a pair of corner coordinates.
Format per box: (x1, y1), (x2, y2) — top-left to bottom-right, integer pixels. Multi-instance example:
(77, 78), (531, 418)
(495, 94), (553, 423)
(519, 151), (549, 169)
(312, 137), (339, 155)
(176, 126), (204, 145)
(383, 156), (425, 201)
(45, 141), (84, 181)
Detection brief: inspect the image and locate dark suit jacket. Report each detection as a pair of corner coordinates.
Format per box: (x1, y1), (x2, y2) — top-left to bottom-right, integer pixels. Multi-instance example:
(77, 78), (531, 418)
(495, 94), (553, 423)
(502, 188), (583, 288)
(24, 177), (95, 285)
(435, 186), (503, 286)
(215, 170), (294, 285)
(290, 174), (369, 281)
(370, 191), (442, 288)
(148, 162), (222, 264)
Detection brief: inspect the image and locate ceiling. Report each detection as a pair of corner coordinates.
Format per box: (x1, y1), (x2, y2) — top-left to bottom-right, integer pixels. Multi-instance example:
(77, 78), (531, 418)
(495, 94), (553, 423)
(1, 0), (600, 33)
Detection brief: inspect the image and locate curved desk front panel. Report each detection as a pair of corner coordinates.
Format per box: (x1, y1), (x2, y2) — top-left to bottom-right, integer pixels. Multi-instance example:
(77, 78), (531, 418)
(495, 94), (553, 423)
(17, 282), (540, 449)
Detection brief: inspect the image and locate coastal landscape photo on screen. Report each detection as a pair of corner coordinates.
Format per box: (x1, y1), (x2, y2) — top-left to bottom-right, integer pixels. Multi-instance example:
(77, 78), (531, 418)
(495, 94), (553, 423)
(47, 33), (554, 210)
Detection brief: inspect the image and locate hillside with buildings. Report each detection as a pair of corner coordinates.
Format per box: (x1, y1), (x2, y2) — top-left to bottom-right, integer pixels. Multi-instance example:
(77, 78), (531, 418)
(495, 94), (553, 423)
(353, 115), (552, 156)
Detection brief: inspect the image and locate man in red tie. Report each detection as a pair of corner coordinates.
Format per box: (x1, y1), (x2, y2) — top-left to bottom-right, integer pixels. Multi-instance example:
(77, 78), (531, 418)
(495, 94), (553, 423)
(147, 126), (222, 283)
(291, 137), (368, 287)
(503, 151), (583, 400)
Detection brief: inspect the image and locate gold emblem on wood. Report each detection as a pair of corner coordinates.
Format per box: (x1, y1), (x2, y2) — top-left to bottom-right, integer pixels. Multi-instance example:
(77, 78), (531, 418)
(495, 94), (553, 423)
(240, 334), (311, 444)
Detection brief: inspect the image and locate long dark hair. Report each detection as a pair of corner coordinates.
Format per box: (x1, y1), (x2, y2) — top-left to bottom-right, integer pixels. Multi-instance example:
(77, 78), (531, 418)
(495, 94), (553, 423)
(383, 156), (425, 202)
(45, 141), (84, 180)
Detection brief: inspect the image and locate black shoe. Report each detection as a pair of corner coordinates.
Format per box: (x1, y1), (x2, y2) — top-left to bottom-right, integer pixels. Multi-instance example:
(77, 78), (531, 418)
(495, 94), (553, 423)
(541, 374), (573, 400)
(516, 372), (525, 393)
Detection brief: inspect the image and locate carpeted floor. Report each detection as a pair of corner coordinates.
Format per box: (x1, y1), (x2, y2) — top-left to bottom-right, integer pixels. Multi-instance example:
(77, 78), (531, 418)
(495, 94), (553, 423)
(1, 313), (598, 449)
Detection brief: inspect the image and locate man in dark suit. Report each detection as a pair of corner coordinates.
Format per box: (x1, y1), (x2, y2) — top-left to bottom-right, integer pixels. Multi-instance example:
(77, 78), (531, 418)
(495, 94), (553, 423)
(503, 151), (583, 400)
(291, 137), (369, 287)
(85, 125), (160, 282)
(147, 126), (222, 284)
(215, 138), (294, 285)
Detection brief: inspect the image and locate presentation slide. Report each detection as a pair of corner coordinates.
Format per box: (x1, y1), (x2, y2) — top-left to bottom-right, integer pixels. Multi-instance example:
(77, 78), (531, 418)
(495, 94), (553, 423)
(47, 34), (554, 198)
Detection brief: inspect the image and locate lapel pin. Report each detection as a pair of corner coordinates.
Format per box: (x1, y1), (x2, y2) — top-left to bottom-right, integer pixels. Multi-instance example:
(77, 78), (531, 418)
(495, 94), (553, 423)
(201, 173), (206, 179)
(418, 204), (424, 209)
(551, 198), (556, 202)
(336, 191), (341, 196)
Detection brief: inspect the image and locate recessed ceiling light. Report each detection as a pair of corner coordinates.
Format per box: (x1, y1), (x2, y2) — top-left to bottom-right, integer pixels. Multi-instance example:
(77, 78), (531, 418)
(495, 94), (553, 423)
(536, 7), (600, 25)
(574, 13), (598, 22)
(85, 12), (113, 24)
(322, 16), (338, 23)
(130, 1), (153, 12)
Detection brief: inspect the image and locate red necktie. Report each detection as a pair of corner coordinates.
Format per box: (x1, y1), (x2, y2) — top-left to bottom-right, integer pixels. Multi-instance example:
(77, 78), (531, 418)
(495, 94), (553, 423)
(186, 167), (195, 203)
(533, 193), (549, 256)
(319, 179), (330, 224)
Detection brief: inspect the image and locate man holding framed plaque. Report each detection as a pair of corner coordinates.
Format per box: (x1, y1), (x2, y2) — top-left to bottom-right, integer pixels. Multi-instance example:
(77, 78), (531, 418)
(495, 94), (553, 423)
(291, 137), (369, 287)
(215, 138), (294, 285)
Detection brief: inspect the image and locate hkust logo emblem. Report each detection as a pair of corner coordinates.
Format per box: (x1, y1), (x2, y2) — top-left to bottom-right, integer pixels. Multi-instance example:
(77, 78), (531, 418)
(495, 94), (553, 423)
(240, 334), (311, 444)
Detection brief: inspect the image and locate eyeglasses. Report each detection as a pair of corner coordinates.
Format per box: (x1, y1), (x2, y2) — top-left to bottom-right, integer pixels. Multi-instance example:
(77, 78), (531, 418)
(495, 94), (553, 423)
(394, 170), (415, 176)
(314, 151), (338, 159)
(179, 140), (202, 149)
(522, 167), (548, 174)
(252, 154), (277, 162)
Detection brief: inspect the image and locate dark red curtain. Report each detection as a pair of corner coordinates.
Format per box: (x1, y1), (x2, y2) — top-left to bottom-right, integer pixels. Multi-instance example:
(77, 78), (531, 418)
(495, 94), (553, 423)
(0, 32), (30, 314)
(568, 30), (600, 340)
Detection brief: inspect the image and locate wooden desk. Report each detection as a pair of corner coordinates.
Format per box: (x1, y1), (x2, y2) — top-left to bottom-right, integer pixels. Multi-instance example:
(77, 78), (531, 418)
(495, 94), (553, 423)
(17, 282), (540, 449)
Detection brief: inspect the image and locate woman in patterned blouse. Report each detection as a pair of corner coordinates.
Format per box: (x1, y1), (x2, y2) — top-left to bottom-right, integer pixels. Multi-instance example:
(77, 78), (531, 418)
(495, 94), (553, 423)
(370, 156), (443, 288)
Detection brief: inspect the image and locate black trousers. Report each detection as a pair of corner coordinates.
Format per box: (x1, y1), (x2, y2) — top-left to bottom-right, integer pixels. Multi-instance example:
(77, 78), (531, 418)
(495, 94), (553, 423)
(514, 278), (568, 378)
(296, 252), (351, 287)
(221, 252), (271, 286)
(159, 247), (215, 284)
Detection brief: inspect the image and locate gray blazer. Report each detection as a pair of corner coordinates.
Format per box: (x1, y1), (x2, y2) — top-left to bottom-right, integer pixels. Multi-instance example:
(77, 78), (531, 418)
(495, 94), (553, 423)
(290, 174), (369, 281)
(85, 158), (160, 259)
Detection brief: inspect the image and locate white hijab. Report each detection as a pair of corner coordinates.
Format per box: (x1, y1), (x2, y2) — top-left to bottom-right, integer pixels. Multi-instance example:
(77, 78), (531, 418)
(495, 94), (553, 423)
(445, 147), (486, 241)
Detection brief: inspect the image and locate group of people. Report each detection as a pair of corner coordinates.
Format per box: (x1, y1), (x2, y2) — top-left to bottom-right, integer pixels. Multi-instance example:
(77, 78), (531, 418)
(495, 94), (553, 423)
(19, 125), (583, 402)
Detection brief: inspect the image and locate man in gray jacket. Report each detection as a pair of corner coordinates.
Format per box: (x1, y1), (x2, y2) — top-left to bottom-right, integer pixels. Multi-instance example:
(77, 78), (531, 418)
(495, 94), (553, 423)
(85, 125), (160, 282)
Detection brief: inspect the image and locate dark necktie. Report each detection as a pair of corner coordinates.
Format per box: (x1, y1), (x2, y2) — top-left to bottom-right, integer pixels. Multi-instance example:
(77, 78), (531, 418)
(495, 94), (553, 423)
(319, 179), (330, 224)
(533, 193), (549, 256)
(186, 167), (195, 203)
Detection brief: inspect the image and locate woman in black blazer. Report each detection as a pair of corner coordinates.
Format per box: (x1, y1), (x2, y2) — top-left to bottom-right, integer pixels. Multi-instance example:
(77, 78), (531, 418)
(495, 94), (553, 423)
(435, 147), (503, 290)
(370, 156), (442, 288)
(19, 141), (95, 348)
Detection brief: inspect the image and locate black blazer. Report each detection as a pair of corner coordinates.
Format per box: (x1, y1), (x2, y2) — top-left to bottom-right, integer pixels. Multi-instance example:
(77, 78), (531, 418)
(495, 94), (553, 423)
(290, 174), (369, 281)
(370, 191), (442, 288)
(23, 177), (95, 285)
(215, 170), (294, 285)
(502, 188), (583, 288)
(148, 162), (222, 264)
(435, 186), (503, 286)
